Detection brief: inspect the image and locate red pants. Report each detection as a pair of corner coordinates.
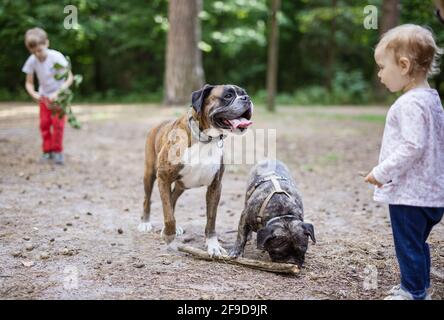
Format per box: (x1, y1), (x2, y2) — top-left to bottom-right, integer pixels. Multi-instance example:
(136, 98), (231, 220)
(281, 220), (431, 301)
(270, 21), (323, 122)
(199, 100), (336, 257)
(39, 97), (65, 153)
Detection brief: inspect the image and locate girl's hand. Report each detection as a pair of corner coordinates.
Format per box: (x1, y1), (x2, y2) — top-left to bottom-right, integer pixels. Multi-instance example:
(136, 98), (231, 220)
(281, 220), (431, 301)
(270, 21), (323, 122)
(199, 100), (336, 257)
(364, 172), (383, 188)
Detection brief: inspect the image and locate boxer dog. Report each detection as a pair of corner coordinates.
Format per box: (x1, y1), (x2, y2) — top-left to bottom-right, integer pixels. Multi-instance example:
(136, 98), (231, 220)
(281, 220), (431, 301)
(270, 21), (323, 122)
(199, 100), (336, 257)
(139, 84), (253, 256)
(230, 160), (315, 266)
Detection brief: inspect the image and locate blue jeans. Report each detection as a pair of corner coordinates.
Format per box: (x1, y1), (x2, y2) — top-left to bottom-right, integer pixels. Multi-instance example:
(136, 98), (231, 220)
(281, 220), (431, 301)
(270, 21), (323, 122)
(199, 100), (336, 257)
(389, 205), (443, 300)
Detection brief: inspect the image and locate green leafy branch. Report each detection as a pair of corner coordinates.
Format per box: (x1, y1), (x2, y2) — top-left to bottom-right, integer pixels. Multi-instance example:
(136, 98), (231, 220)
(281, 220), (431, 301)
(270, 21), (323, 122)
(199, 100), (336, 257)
(52, 56), (83, 129)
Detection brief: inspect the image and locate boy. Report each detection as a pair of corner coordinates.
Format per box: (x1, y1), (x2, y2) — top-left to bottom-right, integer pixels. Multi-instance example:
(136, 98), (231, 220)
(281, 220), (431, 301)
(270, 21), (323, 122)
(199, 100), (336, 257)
(22, 27), (73, 164)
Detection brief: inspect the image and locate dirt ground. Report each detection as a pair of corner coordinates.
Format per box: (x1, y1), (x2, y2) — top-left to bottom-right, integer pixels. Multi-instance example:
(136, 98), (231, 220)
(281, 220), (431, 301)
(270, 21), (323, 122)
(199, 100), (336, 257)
(0, 102), (443, 300)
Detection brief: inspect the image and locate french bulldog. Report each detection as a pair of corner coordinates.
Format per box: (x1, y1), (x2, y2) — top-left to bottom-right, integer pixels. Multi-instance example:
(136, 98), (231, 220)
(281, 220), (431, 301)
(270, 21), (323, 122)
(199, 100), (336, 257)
(230, 159), (315, 266)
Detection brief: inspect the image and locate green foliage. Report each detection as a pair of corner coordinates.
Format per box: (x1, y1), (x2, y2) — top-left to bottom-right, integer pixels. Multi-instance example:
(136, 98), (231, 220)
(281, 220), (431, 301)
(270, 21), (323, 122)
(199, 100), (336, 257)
(1, 0), (444, 104)
(51, 56), (83, 129)
(330, 70), (371, 104)
(202, 0), (268, 92)
(255, 69), (370, 105)
(400, 0), (444, 93)
(0, 0), (167, 99)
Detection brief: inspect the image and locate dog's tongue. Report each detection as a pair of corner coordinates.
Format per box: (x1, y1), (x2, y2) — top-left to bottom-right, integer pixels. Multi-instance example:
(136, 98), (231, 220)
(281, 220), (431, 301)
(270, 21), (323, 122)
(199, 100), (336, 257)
(225, 118), (253, 129)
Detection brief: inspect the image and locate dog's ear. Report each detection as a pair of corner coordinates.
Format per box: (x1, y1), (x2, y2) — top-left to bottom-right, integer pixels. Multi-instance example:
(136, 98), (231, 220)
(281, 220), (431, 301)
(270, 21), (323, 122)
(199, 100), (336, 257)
(257, 226), (274, 250)
(302, 223), (316, 244)
(191, 84), (215, 114)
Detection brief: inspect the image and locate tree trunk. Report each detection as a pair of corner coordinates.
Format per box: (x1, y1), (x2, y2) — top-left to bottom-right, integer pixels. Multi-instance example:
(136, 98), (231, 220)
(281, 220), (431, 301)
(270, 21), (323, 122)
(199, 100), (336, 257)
(325, 0), (337, 92)
(266, 0), (281, 112)
(164, 0), (204, 106)
(380, 0), (400, 35)
(374, 0), (400, 99)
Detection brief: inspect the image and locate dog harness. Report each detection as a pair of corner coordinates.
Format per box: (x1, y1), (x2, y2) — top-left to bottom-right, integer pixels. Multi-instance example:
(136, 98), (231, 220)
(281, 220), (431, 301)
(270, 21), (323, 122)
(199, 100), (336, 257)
(188, 108), (227, 147)
(246, 172), (292, 228)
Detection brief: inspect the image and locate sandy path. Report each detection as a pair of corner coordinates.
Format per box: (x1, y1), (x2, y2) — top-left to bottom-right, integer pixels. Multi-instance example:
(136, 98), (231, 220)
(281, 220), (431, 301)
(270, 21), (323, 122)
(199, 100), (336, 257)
(0, 103), (442, 300)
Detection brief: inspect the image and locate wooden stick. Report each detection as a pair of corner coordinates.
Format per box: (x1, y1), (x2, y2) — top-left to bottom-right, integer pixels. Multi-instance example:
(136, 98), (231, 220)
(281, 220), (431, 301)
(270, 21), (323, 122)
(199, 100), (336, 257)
(177, 245), (299, 275)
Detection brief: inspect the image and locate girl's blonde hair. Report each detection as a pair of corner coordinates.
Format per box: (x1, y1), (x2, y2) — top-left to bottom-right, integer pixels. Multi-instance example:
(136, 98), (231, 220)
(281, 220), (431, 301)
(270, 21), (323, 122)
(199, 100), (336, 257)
(376, 24), (443, 77)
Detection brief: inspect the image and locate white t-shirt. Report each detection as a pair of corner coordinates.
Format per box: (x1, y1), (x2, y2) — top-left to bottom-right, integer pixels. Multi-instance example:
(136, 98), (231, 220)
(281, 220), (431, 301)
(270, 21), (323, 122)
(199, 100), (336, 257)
(22, 49), (69, 96)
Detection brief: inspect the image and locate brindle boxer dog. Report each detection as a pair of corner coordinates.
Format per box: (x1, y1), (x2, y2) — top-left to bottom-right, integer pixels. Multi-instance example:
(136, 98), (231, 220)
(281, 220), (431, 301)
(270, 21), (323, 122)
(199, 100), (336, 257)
(139, 84), (253, 256)
(230, 159), (315, 266)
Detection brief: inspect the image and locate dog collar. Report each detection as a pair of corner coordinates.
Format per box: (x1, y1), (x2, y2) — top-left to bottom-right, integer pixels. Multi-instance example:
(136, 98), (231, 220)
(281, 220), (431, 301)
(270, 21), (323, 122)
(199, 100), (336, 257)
(188, 109), (227, 146)
(265, 215), (299, 226)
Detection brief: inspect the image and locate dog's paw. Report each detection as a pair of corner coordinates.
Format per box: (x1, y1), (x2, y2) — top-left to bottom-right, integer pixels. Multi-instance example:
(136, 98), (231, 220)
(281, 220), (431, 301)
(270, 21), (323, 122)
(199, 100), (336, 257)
(161, 225), (185, 245)
(161, 225), (184, 237)
(137, 221), (154, 233)
(161, 228), (176, 244)
(229, 248), (242, 258)
(206, 237), (227, 257)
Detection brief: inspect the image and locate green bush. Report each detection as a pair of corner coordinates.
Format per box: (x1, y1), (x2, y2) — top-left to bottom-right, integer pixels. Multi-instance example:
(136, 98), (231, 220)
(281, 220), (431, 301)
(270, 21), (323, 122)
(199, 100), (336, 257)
(285, 86), (330, 105)
(331, 70), (371, 105)
(276, 70), (371, 106)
